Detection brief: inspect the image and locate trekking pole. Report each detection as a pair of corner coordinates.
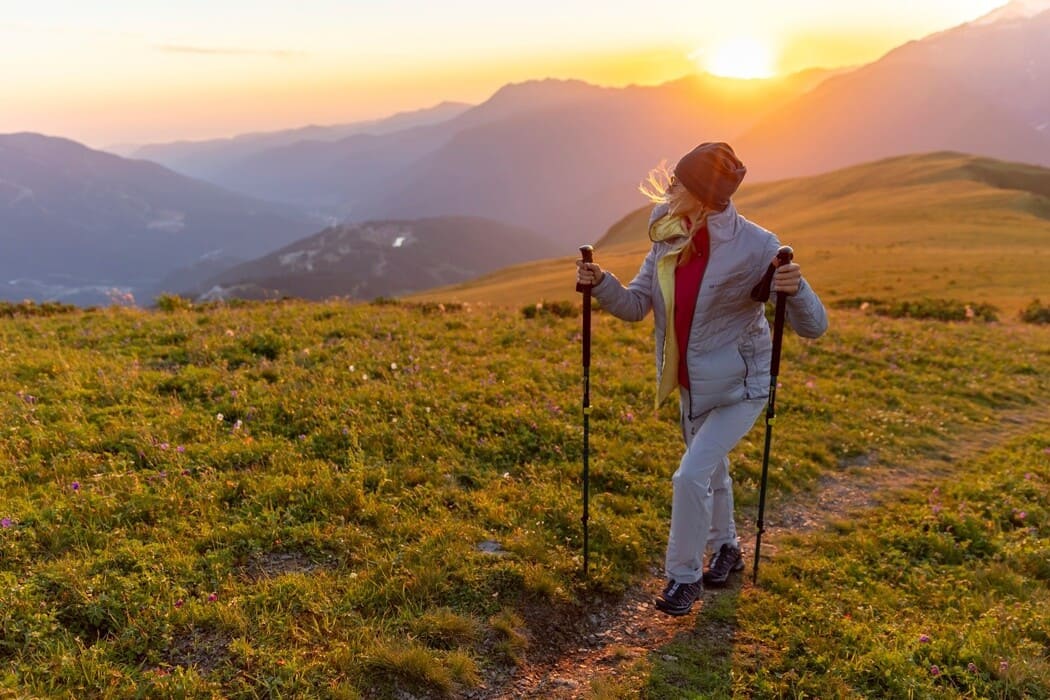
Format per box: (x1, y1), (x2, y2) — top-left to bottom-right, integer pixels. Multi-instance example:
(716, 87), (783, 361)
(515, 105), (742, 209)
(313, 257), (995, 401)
(576, 244), (594, 577)
(749, 245), (794, 584)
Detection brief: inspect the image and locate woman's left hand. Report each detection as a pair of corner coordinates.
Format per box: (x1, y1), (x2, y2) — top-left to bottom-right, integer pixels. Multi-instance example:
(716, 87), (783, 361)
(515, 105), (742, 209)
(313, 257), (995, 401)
(773, 262), (802, 295)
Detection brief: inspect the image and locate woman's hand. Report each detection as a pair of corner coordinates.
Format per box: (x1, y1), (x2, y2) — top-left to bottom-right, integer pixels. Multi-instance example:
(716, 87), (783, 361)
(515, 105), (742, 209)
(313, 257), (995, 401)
(773, 262), (802, 295)
(576, 259), (605, 287)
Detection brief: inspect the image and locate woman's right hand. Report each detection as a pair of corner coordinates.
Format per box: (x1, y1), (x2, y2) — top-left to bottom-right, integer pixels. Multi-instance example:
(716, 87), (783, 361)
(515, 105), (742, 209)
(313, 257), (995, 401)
(576, 259), (605, 287)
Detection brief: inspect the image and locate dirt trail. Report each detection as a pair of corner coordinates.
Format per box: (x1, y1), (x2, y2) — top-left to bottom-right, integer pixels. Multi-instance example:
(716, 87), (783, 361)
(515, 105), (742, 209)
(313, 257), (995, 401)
(470, 407), (1050, 699)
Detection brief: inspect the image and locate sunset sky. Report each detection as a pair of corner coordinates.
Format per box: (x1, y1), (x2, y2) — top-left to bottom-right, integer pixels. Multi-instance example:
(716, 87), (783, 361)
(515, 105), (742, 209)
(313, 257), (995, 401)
(0, 0), (1010, 148)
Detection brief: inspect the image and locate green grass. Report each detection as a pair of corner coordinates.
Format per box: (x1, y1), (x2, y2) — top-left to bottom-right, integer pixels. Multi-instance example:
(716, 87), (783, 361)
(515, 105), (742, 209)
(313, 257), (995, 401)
(0, 298), (1047, 697)
(641, 425), (1050, 698)
(660, 428), (1050, 699)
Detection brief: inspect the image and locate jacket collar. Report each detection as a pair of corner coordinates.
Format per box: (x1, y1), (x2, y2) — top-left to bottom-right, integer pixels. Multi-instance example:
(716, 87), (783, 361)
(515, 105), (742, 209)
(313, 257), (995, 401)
(706, 201), (739, 243)
(648, 201), (739, 245)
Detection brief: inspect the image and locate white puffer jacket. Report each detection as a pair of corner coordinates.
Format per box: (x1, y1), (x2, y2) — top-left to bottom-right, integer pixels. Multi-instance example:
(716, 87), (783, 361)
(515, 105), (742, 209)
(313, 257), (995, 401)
(592, 202), (828, 419)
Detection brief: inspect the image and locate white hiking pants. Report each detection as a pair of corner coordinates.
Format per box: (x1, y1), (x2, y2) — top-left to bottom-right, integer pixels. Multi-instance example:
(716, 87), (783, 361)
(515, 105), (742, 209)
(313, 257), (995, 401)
(665, 390), (765, 583)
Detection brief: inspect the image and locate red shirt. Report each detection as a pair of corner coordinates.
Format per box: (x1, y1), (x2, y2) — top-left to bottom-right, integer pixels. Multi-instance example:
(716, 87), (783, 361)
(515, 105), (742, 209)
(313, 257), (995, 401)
(674, 223), (710, 388)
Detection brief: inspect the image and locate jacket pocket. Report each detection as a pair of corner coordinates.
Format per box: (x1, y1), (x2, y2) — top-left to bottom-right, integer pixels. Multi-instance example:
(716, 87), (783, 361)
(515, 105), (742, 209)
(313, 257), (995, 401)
(740, 329), (772, 399)
(686, 341), (747, 419)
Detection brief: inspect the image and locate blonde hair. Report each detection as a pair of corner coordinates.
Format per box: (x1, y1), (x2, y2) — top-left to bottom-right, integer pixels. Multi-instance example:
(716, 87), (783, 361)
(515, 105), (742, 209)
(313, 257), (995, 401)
(638, 160), (674, 204)
(639, 161), (710, 263)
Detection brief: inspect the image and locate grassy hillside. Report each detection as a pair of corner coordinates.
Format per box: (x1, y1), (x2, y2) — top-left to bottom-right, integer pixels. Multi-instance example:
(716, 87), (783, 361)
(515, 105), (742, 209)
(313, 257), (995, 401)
(411, 152), (1050, 317)
(0, 299), (1047, 697)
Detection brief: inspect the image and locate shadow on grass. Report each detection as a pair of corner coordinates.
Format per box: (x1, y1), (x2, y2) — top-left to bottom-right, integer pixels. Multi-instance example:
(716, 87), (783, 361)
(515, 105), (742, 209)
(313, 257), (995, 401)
(641, 585), (742, 699)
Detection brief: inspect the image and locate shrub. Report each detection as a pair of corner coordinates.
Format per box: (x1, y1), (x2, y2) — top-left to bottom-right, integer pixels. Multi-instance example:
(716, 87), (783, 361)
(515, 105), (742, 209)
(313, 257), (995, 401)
(154, 294), (194, 312)
(416, 301), (463, 314)
(833, 297), (998, 322)
(0, 300), (78, 317)
(1020, 298), (1050, 324)
(521, 300), (577, 319)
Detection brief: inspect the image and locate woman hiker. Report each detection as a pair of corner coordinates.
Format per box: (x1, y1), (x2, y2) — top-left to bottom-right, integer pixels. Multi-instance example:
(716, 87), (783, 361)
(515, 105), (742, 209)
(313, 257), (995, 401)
(575, 142), (828, 616)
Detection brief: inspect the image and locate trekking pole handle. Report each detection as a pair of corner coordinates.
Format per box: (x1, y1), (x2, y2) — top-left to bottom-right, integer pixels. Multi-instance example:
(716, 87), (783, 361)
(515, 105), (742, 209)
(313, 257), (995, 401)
(750, 245), (795, 302)
(576, 245), (594, 293)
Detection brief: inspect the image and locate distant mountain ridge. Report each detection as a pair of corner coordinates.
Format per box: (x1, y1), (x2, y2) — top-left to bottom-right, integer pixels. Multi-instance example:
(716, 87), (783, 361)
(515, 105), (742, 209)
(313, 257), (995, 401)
(159, 70), (836, 245)
(119, 101), (471, 182)
(974, 0), (1050, 24)
(732, 2), (1050, 180)
(356, 71), (839, 244)
(121, 3), (1050, 252)
(196, 215), (561, 301)
(0, 133), (319, 304)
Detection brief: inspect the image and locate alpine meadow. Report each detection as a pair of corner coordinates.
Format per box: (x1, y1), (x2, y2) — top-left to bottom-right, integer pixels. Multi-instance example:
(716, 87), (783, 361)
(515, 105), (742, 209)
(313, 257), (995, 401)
(1, 150), (1049, 698)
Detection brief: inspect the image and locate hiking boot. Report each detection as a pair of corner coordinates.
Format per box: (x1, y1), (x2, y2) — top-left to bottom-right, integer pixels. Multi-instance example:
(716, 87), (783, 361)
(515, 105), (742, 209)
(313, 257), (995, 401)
(703, 544), (744, 587)
(655, 579), (703, 616)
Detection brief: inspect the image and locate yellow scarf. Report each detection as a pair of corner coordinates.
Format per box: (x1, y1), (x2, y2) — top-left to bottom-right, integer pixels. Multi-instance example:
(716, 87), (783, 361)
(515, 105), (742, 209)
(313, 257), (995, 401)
(649, 214), (694, 409)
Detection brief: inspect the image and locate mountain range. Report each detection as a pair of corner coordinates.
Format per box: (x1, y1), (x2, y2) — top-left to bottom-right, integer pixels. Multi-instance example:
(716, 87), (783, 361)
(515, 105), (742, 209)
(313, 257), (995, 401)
(0, 133), (320, 305)
(129, 70), (838, 241)
(115, 101), (471, 185)
(120, 1), (1050, 251)
(2, 0), (1048, 305)
(732, 0), (1050, 180)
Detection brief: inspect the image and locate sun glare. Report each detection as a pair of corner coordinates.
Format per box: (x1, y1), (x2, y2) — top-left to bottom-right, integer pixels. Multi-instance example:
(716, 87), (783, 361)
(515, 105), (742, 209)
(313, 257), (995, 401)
(696, 37), (777, 79)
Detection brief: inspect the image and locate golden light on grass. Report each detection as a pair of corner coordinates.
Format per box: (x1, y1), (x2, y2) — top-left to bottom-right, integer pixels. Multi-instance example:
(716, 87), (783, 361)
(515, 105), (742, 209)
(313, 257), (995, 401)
(693, 36), (777, 79)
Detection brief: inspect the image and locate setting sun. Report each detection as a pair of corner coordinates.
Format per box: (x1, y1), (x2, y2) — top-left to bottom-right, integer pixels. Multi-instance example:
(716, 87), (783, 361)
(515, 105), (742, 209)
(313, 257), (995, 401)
(695, 36), (777, 79)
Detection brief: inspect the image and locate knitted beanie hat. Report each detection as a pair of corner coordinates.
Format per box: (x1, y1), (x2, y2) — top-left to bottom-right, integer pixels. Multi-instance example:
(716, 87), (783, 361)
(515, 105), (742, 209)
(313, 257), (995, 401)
(673, 142), (747, 210)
